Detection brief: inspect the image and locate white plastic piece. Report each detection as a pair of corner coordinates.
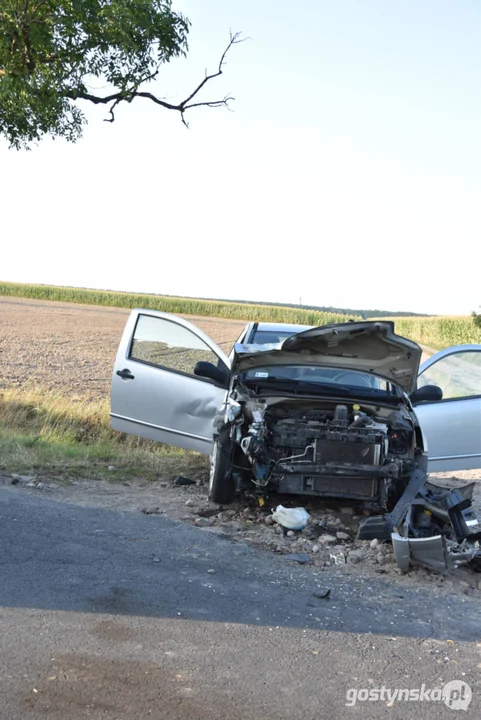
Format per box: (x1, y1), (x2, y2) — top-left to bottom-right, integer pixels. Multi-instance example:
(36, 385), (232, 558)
(272, 505), (310, 530)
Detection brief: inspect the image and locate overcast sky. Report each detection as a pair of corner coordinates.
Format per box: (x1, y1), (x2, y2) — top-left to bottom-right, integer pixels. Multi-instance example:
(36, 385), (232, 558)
(1, 0), (479, 315)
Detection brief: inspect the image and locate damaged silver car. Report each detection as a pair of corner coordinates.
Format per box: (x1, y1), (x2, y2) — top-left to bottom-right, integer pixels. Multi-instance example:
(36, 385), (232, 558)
(111, 311), (481, 571)
(210, 323), (434, 507)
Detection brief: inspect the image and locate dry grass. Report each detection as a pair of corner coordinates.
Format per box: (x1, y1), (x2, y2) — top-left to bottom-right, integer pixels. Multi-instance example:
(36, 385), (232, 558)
(1, 386), (113, 443)
(0, 386), (207, 482)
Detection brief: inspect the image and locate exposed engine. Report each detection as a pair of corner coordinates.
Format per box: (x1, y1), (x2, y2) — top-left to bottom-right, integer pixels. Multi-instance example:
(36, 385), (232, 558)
(235, 401), (416, 509)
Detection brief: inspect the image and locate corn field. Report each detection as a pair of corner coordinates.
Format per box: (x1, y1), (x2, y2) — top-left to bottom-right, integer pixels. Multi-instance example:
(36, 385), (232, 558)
(0, 281), (357, 326)
(1, 281), (480, 349)
(388, 317), (481, 350)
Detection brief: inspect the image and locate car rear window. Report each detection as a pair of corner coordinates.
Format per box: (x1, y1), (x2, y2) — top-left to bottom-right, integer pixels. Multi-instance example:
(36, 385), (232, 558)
(250, 330), (296, 345)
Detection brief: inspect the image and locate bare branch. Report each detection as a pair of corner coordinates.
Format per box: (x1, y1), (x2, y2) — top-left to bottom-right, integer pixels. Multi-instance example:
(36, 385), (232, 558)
(180, 31), (244, 108)
(64, 32), (244, 126)
(183, 95), (235, 111)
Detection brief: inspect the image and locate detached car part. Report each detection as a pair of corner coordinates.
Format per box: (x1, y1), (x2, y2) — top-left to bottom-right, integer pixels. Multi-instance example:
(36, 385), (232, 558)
(390, 481), (481, 572)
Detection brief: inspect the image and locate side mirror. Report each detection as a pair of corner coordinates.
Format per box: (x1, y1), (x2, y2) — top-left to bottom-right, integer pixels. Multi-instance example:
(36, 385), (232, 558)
(194, 361), (229, 388)
(410, 384), (443, 405)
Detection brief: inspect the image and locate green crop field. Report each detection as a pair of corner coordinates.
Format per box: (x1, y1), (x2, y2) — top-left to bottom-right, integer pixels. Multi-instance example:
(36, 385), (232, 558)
(387, 316), (481, 351)
(0, 281), (358, 326)
(1, 281), (480, 350)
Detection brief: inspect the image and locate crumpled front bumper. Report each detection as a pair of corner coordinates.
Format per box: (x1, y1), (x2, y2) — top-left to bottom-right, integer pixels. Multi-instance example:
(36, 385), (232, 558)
(359, 470), (481, 573)
(391, 532), (480, 573)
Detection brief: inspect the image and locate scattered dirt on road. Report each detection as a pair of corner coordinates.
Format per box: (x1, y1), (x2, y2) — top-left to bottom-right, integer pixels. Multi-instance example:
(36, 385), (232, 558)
(23, 651), (250, 720)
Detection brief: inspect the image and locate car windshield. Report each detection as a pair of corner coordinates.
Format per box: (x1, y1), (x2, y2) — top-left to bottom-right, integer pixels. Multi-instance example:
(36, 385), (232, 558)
(242, 365), (394, 393)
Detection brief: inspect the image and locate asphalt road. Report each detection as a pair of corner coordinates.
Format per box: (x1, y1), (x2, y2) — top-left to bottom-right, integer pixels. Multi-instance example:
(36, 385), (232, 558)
(1, 487), (480, 719)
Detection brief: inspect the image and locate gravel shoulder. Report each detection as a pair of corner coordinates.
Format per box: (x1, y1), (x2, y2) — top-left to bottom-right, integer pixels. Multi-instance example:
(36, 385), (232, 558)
(3, 466), (481, 602)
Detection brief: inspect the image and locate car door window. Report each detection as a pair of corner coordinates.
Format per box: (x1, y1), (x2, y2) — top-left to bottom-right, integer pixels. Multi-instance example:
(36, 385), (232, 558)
(129, 314), (219, 377)
(418, 350), (481, 400)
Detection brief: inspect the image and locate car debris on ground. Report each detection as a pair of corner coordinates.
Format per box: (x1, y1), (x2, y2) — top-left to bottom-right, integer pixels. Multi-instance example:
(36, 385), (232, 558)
(186, 479), (481, 576)
(271, 505), (310, 530)
(390, 480), (481, 573)
(5, 470), (481, 591)
(174, 476), (196, 486)
(283, 552), (312, 564)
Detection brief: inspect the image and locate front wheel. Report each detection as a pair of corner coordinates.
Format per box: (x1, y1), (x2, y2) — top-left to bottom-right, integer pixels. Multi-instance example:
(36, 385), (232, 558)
(208, 431), (235, 504)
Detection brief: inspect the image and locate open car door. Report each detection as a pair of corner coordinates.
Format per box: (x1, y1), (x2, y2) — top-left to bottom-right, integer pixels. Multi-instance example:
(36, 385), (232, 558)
(414, 345), (481, 472)
(111, 311), (230, 454)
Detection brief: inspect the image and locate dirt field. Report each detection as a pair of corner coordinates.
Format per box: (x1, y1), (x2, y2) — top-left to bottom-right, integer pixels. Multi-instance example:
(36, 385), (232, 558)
(0, 296), (246, 399)
(0, 296), (434, 399)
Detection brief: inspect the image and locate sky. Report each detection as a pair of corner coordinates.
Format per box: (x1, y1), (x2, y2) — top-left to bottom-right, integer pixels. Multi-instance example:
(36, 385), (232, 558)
(0, 0), (480, 315)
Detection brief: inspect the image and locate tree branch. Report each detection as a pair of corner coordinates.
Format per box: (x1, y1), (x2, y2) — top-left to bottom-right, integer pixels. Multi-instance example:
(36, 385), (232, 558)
(180, 31), (244, 107)
(64, 32), (245, 126)
(105, 96), (123, 123)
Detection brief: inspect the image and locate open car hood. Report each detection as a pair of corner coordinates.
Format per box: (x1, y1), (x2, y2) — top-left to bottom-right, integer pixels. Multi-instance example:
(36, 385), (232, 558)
(232, 321), (422, 393)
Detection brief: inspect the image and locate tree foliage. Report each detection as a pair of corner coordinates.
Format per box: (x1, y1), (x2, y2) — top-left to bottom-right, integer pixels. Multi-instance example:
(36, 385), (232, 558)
(0, 1), (240, 148)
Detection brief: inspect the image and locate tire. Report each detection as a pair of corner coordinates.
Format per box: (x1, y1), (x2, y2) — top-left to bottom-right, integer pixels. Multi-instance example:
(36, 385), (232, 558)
(208, 430), (236, 504)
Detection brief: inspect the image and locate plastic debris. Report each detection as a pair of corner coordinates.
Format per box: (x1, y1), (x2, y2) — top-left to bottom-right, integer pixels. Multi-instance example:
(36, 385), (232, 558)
(175, 476), (196, 486)
(194, 517), (211, 527)
(272, 505), (310, 530)
(329, 552), (346, 565)
(283, 553), (312, 564)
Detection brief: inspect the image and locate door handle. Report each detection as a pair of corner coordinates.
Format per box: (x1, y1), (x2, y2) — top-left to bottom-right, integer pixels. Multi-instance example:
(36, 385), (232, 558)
(116, 368), (135, 380)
